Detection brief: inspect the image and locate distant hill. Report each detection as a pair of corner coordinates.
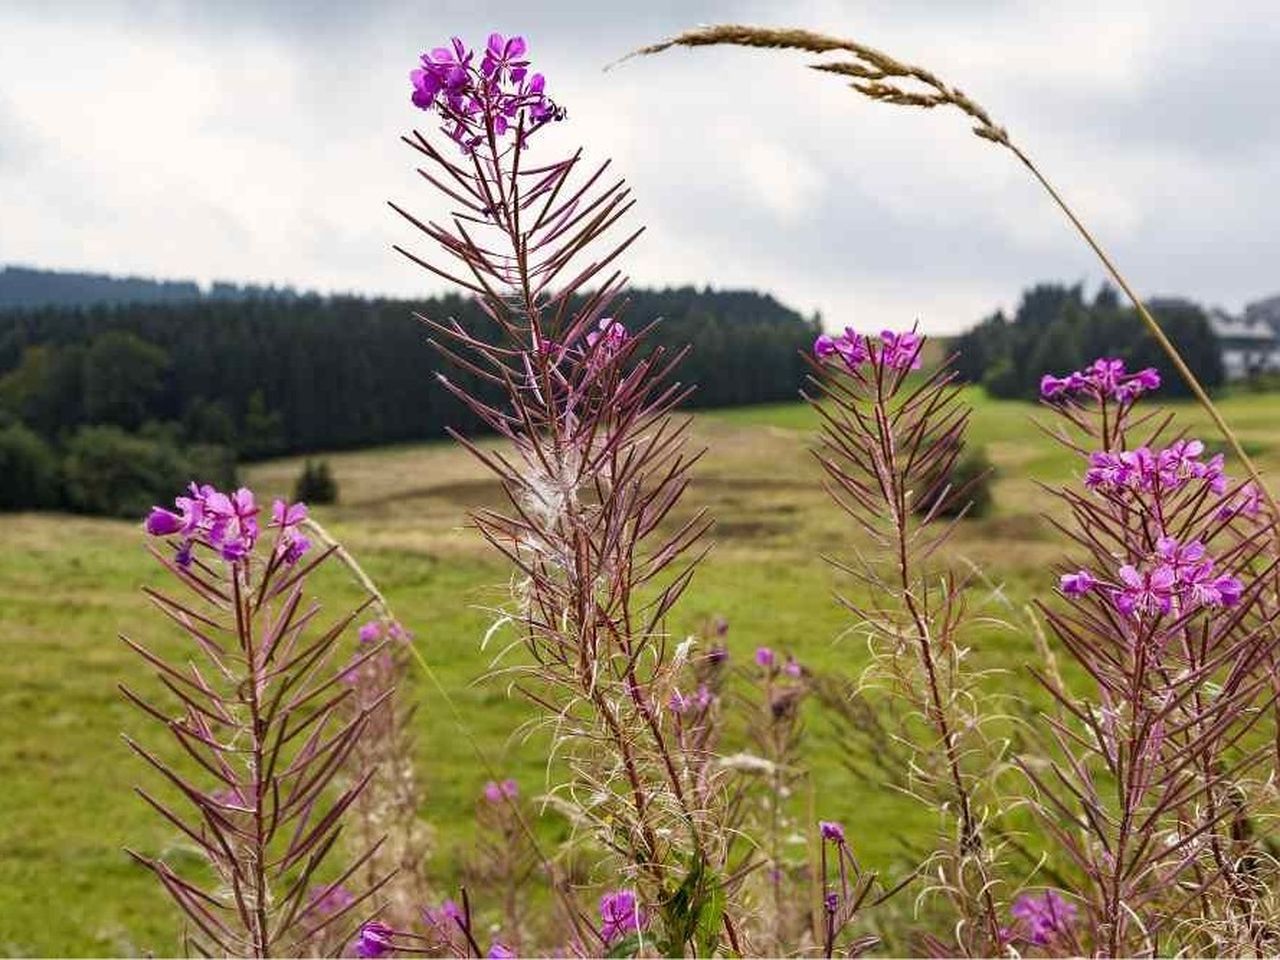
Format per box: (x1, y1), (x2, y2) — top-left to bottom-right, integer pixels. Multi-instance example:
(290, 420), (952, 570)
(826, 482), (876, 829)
(0, 265), (300, 311)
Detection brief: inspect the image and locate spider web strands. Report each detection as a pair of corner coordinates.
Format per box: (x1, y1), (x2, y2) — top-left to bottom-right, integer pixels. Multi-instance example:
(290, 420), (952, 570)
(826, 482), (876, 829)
(805, 339), (1008, 956)
(395, 92), (742, 954)
(122, 535), (390, 957)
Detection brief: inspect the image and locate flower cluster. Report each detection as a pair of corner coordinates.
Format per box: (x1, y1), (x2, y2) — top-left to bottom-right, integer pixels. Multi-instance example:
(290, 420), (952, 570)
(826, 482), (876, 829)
(599, 889), (647, 946)
(1006, 890), (1078, 947)
(410, 33), (561, 153)
(813, 328), (922, 372)
(1083, 439), (1225, 496)
(145, 483), (311, 569)
(1061, 536), (1243, 619)
(1040, 357), (1160, 403)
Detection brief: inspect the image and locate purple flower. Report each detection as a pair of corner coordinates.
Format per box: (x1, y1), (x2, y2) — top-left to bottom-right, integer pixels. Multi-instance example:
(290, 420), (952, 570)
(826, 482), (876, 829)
(1010, 890), (1077, 947)
(481, 33), (528, 83)
(145, 506), (185, 536)
(359, 621), (383, 645)
(823, 891), (839, 915)
(668, 688), (692, 714)
(1219, 482), (1264, 521)
(277, 529), (310, 565)
(783, 656), (803, 678)
(1190, 572), (1244, 609)
(423, 898), (464, 932)
(819, 820), (845, 844)
(483, 778), (519, 803)
(1039, 373), (1072, 398)
(1040, 357), (1160, 404)
(410, 34), (560, 153)
(144, 482), (262, 566)
(487, 943), (516, 959)
(1059, 570), (1095, 597)
(755, 646), (776, 668)
(1113, 563), (1175, 619)
(599, 889), (647, 946)
(813, 327), (868, 370)
(271, 498), (307, 528)
(354, 921), (396, 959)
(880, 330), (923, 370)
(307, 884), (355, 916)
(585, 317), (629, 361)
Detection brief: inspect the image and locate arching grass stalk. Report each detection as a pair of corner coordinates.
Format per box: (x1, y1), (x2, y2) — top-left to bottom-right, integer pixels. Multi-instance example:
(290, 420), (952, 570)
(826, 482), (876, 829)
(621, 24), (1279, 530)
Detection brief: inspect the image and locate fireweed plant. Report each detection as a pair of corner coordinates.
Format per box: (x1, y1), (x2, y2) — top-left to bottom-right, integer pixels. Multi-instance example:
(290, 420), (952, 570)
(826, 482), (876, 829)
(117, 25), (1280, 960)
(129, 486), (393, 955)
(395, 32), (743, 956)
(807, 331), (1011, 955)
(1028, 361), (1280, 956)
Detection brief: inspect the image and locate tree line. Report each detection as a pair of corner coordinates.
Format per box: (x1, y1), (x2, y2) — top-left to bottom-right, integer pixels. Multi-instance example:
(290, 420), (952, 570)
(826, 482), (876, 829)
(0, 287), (818, 514)
(951, 283), (1224, 399)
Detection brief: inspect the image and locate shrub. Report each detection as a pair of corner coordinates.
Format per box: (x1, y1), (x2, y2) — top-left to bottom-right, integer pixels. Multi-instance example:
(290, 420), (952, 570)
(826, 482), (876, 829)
(62, 426), (189, 518)
(0, 422), (61, 510)
(293, 458), (338, 504)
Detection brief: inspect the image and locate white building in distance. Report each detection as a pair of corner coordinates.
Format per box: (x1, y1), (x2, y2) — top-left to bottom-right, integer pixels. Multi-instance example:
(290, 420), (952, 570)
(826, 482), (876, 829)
(1210, 305), (1280, 380)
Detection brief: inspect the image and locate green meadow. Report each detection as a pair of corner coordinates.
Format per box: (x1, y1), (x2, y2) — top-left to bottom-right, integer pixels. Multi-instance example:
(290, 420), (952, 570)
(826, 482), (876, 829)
(2, 389), (1277, 956)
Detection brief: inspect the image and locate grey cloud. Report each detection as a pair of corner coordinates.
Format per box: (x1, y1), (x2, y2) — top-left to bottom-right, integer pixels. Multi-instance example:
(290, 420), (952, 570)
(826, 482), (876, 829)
(1, 1), (1277, 332)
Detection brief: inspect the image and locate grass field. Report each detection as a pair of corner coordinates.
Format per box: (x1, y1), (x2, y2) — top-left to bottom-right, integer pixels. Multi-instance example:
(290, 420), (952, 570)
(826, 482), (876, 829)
(2, 388), (1278, 955)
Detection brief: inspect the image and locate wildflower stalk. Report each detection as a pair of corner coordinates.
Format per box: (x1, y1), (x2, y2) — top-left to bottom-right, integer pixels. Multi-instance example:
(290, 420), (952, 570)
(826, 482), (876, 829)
(807, 332), (1007, 954)
(393, 35), (736, 950)
(1031, 362), (1280, 953)
(127, 485), (390, 956)
(624, 24), (1280, 531)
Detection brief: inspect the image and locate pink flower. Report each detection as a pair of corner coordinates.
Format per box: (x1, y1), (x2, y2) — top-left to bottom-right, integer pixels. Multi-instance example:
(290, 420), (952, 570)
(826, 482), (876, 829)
(585, 317), (629, 365)
(481, 33), (529, 84)
(1219, 482), (1264, 521)
(270, 498), (307, 528)
(599, 890), (647, 945)
(819, 820), (845, 843)
(1059, 570), (1095, 597)
(483, 778), (519, 803)
(1040, 357), (1160, 403)
(755, 647), (775, 668)
(1113, 563), (1175, 618)
(880, 330), (922, 370)
(1010, 890), (1077, 947)
(354, 921), (396, 958)
(814, 327), (869, 370)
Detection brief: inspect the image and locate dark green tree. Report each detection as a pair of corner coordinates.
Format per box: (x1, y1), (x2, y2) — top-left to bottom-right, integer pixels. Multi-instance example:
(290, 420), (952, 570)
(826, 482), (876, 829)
(82, 331), (170, 429)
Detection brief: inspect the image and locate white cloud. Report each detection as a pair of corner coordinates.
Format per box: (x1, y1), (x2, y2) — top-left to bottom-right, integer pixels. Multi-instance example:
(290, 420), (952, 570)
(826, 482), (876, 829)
(1, 0), (1278, 333)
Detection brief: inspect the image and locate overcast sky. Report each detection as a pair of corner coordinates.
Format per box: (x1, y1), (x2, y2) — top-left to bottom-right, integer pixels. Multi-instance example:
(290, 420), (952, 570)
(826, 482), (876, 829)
(1, 1), (1277, 332)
